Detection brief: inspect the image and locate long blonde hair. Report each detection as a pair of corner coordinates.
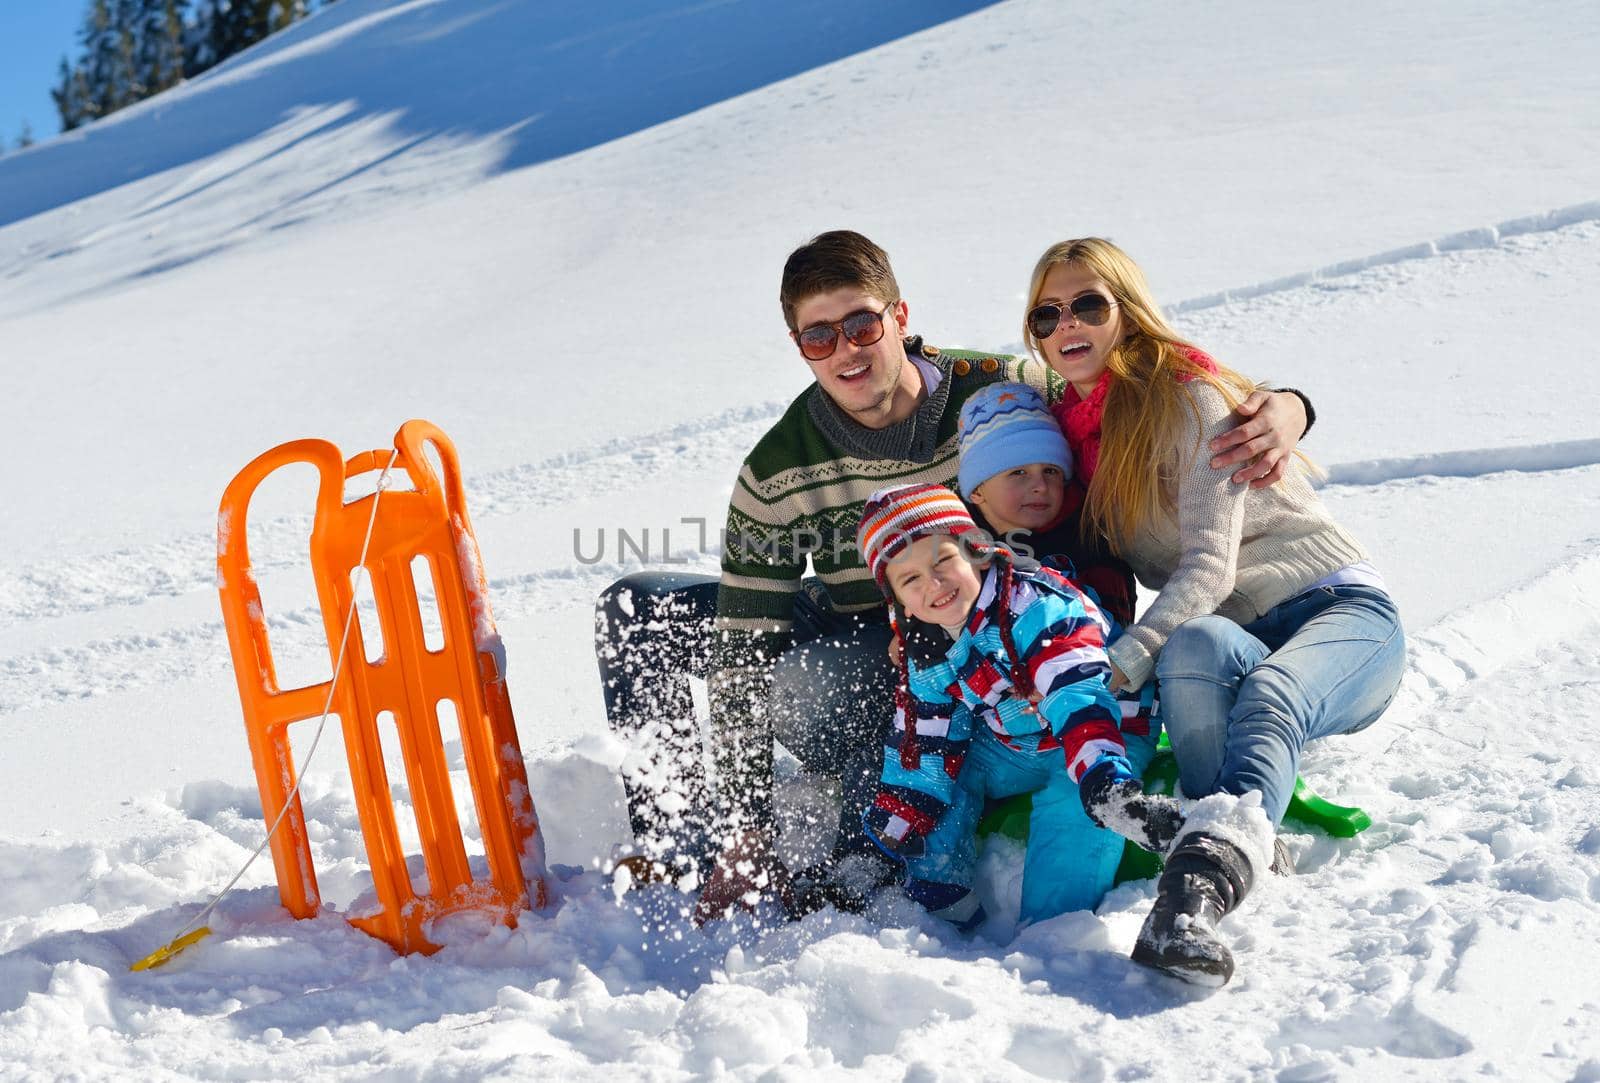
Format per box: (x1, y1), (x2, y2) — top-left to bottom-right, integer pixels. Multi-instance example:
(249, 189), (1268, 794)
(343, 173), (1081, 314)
(1024, 238), (1257, 552)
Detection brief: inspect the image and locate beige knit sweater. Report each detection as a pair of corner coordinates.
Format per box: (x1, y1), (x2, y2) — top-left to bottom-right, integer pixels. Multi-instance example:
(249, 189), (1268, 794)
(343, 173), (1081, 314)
(1106, 381), (1368, 690)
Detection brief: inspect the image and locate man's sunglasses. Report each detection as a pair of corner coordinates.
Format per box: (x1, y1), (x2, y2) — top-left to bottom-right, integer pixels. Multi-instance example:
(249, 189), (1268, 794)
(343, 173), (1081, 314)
(1026, 293), (1116, 339)
(795, 303), (894, 361)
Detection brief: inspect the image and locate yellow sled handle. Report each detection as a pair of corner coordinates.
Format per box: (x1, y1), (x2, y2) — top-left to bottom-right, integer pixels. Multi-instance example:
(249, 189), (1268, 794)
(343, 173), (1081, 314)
(130, 927), (212, 972)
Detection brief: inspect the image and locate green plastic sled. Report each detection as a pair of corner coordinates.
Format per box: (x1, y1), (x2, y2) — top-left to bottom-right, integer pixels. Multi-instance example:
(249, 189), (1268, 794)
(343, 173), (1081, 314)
(974, 733), (1372, 885)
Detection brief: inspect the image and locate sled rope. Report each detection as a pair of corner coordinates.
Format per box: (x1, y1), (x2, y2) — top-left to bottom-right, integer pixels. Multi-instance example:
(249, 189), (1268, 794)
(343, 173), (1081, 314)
(132, 448), (401, 972)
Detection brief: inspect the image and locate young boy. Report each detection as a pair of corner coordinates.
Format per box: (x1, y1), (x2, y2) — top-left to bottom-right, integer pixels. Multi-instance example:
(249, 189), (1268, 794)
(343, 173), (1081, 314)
(958, 381), (1136, 627)
(856, 483), (1184, 930)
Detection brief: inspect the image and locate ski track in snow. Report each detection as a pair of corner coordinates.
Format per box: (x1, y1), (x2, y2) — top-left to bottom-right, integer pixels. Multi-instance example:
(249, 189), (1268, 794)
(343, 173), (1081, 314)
(0, 561), (639, 715)
(0, 400), (788, 628)
(1166, 197), (1600, 314)
(7, 416), (1598, 635)
(1322, 437), (1600, 487)
(5, 458), (1600, 719)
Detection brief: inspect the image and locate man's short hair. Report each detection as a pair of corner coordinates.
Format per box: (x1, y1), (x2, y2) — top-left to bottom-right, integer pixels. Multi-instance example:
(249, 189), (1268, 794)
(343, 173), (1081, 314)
(779, 230), (901, 332)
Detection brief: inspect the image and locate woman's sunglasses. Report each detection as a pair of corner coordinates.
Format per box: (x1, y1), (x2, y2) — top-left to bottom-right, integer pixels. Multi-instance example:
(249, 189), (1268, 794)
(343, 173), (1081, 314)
(1027, 293), (1115, 339)
(795, 303), (893, 361)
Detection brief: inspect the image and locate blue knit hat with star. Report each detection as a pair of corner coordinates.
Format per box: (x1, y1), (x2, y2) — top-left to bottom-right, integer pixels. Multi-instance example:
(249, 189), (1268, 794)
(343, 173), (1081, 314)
(956, 382), (1072, 498)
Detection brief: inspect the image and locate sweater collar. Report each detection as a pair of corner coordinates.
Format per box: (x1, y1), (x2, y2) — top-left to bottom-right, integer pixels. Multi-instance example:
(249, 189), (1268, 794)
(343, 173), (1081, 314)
(806, 337), (957, 463)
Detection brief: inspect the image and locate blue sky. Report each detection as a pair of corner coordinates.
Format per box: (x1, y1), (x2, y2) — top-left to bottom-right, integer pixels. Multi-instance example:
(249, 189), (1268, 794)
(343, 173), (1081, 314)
(0, 3), (84, 147)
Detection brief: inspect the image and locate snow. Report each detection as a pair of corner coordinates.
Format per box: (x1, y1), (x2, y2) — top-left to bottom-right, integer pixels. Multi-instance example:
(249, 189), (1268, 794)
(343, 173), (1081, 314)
(2, 0), (1600, 1079)
(1170, 792), (1276, 883)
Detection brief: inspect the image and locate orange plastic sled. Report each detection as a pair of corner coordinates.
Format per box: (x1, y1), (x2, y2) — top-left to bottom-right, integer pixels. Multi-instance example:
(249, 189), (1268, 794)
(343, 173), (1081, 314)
(217, 419), (547, 955)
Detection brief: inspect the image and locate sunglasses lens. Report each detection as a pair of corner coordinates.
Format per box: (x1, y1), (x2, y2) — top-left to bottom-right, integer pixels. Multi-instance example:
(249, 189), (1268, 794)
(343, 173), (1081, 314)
(797, 327), (839, 360)
(1071, 294), (1112, 326)
(841, 309), (886, 347)
(1027, 304), (1063, 340)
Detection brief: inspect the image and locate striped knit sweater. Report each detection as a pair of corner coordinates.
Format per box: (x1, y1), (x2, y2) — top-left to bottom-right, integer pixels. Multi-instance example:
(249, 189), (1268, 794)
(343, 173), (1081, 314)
(866, 559), (1135, 848)
(710, 339), (1063, 828)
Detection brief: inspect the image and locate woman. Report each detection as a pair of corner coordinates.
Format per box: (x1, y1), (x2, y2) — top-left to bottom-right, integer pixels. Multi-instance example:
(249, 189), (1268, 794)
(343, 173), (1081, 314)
(1023, 237), (1405, 985)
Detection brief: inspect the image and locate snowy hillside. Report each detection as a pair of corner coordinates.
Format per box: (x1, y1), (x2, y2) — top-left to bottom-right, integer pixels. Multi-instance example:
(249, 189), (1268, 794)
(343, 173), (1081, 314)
(3, 0), (1600, 1079)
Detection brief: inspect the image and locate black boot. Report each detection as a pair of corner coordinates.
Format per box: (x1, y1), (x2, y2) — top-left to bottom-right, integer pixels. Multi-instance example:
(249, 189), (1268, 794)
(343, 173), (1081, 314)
(783, 851), (899, 919)
(1131, 831), (1255, 986)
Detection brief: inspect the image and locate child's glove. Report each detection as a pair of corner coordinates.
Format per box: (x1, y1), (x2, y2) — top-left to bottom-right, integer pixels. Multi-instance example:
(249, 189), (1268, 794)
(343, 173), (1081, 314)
(1078, 756), (1184, 855)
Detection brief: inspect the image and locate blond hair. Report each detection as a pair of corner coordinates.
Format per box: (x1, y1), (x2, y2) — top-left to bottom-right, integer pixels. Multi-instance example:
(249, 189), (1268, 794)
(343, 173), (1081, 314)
(1023, 238), (1258, 551)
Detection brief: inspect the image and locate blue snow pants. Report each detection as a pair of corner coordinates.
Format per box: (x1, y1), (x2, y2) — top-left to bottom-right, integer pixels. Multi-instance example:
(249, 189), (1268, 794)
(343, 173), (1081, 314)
(904, 725), (1159, 927)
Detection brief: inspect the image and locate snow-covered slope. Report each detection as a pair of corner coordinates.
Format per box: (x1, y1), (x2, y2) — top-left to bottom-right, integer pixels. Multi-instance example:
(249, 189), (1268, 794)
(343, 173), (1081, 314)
(2, 1), (1599, 1079)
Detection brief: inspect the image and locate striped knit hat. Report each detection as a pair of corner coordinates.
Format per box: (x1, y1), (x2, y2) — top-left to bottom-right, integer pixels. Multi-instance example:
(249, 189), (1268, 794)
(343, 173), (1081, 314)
(956, 381), (1072, 497)
(858, 483), (981, 596)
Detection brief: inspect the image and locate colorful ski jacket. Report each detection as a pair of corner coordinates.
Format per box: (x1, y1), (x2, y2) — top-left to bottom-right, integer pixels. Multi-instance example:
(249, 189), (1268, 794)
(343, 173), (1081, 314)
(867, 556), (1140, 848)
(969, 502), (1136, 628)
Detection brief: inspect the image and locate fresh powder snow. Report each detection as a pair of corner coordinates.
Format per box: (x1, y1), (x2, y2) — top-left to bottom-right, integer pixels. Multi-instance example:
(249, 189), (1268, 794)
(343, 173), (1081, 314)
(2, 1), (1599, 1080)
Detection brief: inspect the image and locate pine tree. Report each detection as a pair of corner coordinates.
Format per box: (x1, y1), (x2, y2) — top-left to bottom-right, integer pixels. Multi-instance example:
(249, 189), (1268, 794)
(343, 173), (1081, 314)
(114, 0), (145, 106)
(51, 57), (79, 132)
(17, 122), (35, 149)
(206, 0), (270, 63)
(184, 0), (222, 74)
(268, 1), (309, 33)
(51, 51), (98, 133)
(78, 0), (137, 120)
(139, 0), (188, 94)
(48, 0), (331, 132)
(199, 0), (320, 66)
(75, 1), (108, 124)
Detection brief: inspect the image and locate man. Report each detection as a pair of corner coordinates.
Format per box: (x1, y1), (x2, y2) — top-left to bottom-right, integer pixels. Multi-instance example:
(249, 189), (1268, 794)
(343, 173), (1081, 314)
(594, 231), (1310, 920)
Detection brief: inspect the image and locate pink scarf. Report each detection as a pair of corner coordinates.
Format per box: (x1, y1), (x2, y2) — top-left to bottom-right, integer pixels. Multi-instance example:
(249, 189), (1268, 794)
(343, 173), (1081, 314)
(1053, 346), (1217, 485)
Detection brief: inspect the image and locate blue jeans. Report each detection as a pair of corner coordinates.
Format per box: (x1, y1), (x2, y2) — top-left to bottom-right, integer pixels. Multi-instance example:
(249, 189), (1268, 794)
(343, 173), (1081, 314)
(595, 571), (894, 866)
(1154, 585), (1405, 825)
(907, 726), (1158, 923)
